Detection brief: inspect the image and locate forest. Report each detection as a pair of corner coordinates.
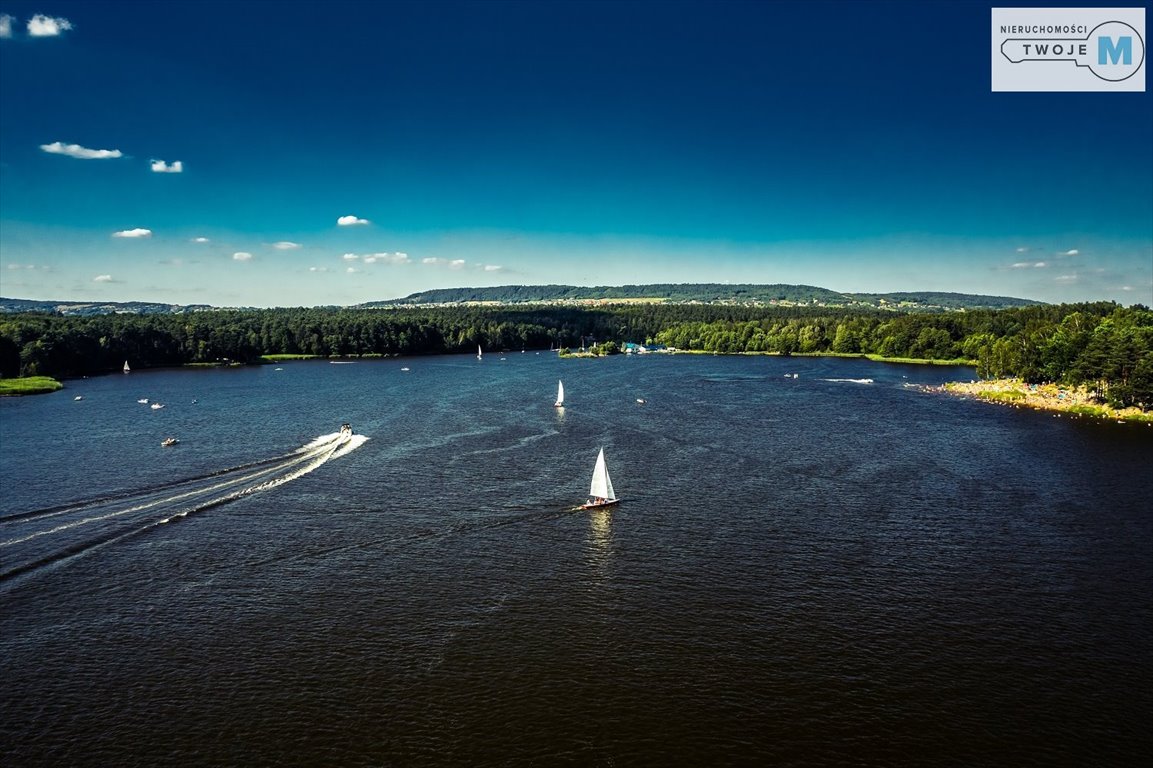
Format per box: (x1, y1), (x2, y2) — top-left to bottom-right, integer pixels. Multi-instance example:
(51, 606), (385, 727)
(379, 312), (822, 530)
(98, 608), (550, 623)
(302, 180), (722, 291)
(1, 301), (1150, 409)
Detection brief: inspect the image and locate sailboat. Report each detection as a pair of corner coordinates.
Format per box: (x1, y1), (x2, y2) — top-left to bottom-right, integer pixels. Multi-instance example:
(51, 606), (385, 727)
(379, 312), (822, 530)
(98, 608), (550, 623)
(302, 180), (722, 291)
(554, 380), (565, 408)
(580, 448), (620, 510)
(123, 360), (131, 374)
(477, 344), (483, 361)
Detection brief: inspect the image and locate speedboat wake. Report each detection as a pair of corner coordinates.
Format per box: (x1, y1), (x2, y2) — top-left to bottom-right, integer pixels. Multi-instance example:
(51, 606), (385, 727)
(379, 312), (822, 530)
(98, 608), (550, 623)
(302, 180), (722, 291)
(0, 431), (367, 584)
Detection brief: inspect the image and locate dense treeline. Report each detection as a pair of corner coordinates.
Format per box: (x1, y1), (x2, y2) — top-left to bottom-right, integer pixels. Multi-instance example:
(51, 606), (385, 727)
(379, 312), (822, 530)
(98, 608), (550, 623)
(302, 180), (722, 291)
(1, 302), (1150, 408)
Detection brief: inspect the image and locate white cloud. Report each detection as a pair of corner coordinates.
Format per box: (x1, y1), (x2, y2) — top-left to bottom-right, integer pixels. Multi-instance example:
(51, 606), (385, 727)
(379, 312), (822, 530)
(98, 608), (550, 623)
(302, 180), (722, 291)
(191, 237), (210, 243)
(112, 228), (152, 238)
(271, 241), (301, 250)
(346, 266), (360, 273)
(309, 266), (329, 273)
(27, 14), (72, 37)
(1015, 246), (1030, 253)
(93, 274), (114, 283)
(150, 159), (183, 173)
(1060, 249), (1080, 256)
(41, 141), (123, 160)
(337, 214), (370, 226)
(233, 252), (253, 261)
(421, 256), (498, 271)
(1055, 274), (1079, 283)
(363, 252), (410, 265)
(1033, 261), (1047, 268)
(342, 253), (360, 261)
(0, 14), (14, 38)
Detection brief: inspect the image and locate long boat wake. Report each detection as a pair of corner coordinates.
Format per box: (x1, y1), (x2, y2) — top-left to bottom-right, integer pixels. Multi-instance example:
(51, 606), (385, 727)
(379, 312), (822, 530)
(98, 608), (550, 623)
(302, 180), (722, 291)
(0, 432), (368, 583)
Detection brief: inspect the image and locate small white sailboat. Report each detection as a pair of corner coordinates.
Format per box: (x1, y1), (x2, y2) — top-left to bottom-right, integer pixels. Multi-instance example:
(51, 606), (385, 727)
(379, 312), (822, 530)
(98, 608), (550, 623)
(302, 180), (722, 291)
(150, 403), (165, 410)
(554, 380), (565, 408)
(123, 360), (131, 374)
(137, 398), (149, 404)
(580, 448), (620, 510)
(477, 344), (483, 361)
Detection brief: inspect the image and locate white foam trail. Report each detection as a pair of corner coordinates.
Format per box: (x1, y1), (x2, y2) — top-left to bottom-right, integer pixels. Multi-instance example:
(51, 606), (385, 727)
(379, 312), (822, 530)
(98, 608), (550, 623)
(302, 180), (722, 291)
(819, 378), (874, 384)
(0, 433), (365, 549)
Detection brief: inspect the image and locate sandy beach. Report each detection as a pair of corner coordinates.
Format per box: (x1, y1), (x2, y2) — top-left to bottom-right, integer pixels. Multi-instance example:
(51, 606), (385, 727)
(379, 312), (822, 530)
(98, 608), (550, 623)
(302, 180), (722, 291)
(925, 379), (1153, 423)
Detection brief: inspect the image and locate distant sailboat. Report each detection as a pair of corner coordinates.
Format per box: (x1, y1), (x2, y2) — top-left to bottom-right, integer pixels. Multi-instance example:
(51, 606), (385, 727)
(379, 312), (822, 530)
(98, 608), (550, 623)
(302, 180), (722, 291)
(580, 448), (620, 510)
(123, 360), (131, 374)
(477, 344), (483, 361)
(554, 380), (565, 408)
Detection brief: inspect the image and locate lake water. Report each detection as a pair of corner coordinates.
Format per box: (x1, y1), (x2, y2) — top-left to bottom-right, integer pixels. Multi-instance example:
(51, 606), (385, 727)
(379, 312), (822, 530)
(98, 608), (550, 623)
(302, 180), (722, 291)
(2, 353), (1151, 767)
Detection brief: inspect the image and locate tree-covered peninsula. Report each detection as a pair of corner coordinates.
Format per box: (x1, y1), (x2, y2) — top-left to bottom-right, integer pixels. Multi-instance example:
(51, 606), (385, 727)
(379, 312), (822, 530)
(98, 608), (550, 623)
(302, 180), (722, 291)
(1, 302), (1150, 409)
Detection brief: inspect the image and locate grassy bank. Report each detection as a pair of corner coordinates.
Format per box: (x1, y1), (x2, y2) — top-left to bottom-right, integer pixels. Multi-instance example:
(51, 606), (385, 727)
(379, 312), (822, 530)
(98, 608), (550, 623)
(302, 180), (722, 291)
(941, 379), (1153, 423)
(0, 376), (64, 396)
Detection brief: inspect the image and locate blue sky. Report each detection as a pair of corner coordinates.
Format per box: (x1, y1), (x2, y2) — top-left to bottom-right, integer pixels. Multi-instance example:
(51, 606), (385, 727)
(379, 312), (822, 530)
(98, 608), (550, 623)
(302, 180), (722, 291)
(1, 0), (1150, 307)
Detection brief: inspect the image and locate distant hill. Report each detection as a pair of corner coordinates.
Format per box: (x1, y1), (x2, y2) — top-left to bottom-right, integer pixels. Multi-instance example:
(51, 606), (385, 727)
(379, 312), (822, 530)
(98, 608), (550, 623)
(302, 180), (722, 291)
(1, 285), (1043, 316)
(0, 298), (217, 316)
(363, 284), (1043, 311)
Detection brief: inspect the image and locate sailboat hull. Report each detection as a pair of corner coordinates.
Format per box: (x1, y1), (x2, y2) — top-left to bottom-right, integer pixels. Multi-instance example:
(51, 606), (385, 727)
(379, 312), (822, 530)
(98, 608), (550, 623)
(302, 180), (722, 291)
(578, 498), (621, 510)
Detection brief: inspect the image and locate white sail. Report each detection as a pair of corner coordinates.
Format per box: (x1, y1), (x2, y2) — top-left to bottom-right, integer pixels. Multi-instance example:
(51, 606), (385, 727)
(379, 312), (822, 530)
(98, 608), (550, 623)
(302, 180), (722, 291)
(555, 380), (564, 407)
(477, 344), (483, 360)
(123, 360), (131, 374)
(588, 448), (616, 501)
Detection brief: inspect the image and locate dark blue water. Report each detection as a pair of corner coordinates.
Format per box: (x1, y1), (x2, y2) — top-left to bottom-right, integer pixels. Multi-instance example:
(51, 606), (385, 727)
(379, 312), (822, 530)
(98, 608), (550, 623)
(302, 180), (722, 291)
(2, 354), (1151, 767)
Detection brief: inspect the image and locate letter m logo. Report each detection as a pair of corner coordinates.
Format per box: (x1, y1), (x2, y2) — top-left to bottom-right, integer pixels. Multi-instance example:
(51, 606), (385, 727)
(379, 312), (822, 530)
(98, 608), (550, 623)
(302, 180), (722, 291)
(1099, 35), (1133, 65)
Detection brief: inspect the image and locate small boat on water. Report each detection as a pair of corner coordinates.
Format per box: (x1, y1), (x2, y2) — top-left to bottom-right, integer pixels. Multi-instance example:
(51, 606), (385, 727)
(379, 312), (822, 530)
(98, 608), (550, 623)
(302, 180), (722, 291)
(137, 398), (149, 404)
(161, 437), (179, 447)
(123, 360), (131, 374)
(477, 344), (483, 361)
(554, 380), (565, 408)
(579, 448), (620, 510)
(151, 403), (165, 410)
(339, 423), (353, 438)
(74, 395), (83, 401)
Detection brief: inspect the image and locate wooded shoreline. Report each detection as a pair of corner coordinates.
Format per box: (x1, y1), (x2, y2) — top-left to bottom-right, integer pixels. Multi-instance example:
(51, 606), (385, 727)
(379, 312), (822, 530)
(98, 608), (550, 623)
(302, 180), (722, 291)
(2, 301), (1150, 409)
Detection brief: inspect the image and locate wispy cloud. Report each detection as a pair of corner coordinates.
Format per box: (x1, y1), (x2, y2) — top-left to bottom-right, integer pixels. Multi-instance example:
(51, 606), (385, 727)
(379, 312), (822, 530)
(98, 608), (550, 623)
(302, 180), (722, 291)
(190, 237), (210, 243)
(337, 214), (370, 226)
(1059, 249), (1080, 256)
(1010, 261), (1048, 269)
(27, 14), (72, 37)
(309, 266), (329, 273)
(7, 263), (49, 271)
(0, 14), (14, 38)
(232, 252), (253, 261)
(112, 228), (152, 238)
(364, 252), (410, 265)
(271, 241), (301, 250)
(93, 274), (114, 283)
(1055, 274), (1079, 283)
(1015, 246), (1031, 253)
(421, 257), (467, 269)
(342, 253), (360, 261)
(150, 159), (183, 173)
(346, 266), (360, 273)
(421, 256), (500, 271)
(41, 141), (123, 160)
